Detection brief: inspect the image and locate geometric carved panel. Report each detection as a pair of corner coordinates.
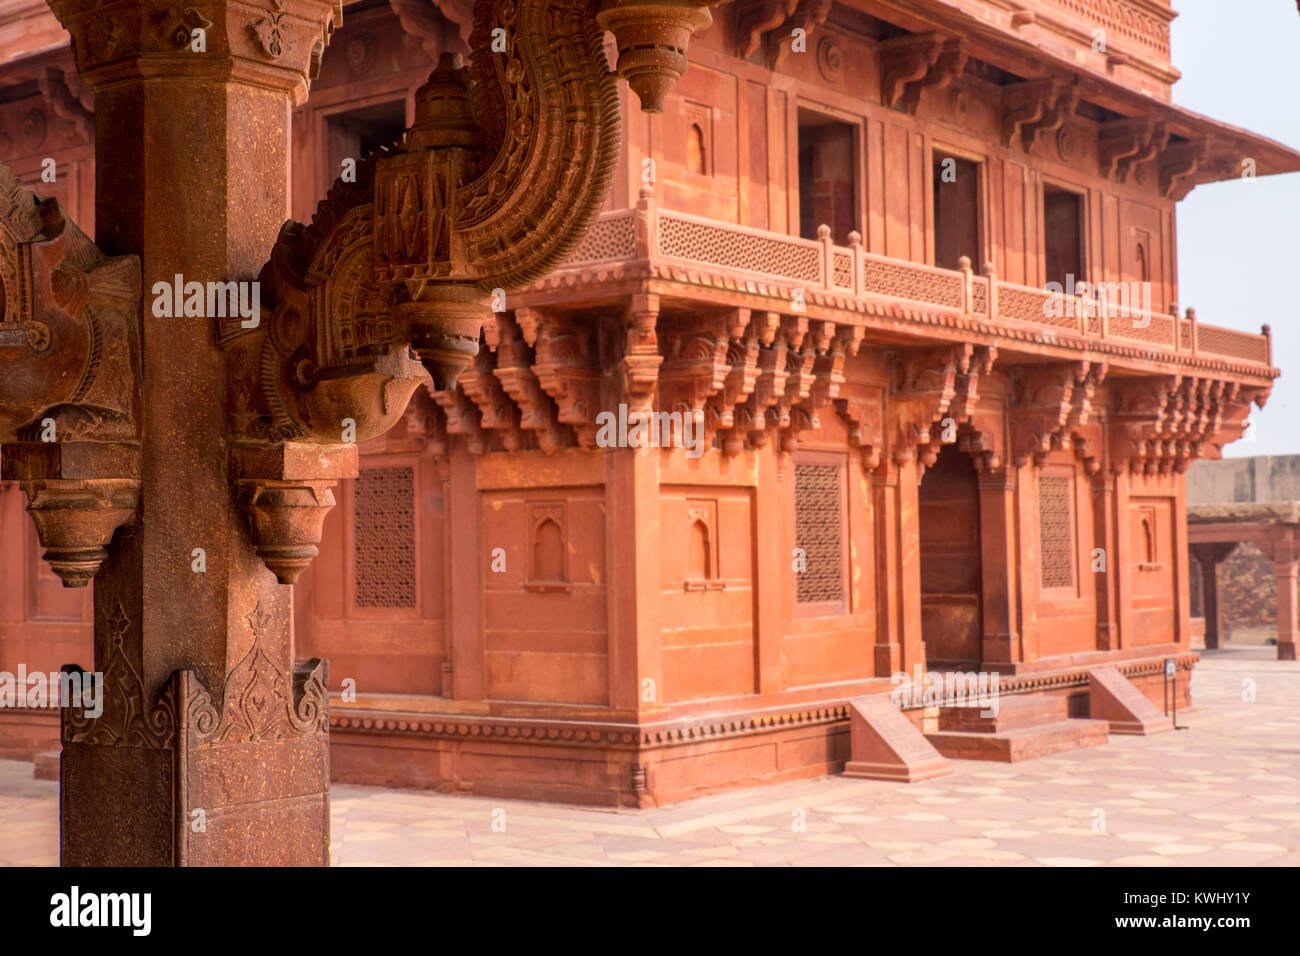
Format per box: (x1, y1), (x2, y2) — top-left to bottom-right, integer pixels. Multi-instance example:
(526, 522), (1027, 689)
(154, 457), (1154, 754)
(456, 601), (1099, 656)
(795, 463), (844, 604)
(354, 466), (417, 609)
(1039, 475), (1074, 590)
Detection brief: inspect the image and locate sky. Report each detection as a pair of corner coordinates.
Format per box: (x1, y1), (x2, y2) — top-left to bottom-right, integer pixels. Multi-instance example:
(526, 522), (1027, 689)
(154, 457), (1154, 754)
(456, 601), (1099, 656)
(1169, 0), (1300, 457)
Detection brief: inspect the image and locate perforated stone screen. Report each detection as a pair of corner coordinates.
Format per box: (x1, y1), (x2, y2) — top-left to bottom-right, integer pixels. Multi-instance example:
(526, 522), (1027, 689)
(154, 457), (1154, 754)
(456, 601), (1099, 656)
(1039, 475), (1074, 590)
(354, 465), (417, 609)
(795, 463), (844, 604)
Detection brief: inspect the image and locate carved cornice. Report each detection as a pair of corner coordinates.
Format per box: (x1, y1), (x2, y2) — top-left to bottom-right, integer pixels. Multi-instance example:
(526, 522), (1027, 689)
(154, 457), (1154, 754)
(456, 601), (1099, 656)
(1105, 373), (1264, 475)
(519, 260), (1276, 382)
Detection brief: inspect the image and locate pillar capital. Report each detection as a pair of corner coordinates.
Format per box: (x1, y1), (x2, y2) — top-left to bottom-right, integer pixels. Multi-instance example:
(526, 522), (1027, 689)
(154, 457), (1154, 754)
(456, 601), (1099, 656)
(47, 0), (341, 104)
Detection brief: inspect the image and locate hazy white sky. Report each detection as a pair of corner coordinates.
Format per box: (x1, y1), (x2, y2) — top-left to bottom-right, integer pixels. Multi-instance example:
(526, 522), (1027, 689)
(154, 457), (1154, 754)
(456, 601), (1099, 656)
(1170, 0), (1300, 457)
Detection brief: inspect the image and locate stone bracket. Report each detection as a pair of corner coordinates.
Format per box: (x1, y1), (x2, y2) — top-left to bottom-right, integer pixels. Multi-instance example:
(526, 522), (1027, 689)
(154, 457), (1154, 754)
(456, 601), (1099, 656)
(229, 440), (357, 584)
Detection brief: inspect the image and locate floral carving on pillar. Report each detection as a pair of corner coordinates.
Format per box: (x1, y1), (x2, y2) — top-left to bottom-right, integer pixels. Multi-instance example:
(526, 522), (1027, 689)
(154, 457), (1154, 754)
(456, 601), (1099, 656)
(252, 0), (296, 58)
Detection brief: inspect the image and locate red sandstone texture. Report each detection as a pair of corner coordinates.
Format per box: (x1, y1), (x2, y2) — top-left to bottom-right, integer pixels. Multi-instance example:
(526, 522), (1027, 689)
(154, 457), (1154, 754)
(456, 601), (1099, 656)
(0, 0), (1292, 862)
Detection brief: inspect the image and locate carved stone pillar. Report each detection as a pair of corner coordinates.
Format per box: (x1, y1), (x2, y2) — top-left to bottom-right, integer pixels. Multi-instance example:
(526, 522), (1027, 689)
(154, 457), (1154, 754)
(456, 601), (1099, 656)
(871, 463), (901, 676)
(1273, 530), (1298, 662)
(977, 466), (1020, 665)
(46, 0), (343, 865)
(1190, 542), (1233, 650)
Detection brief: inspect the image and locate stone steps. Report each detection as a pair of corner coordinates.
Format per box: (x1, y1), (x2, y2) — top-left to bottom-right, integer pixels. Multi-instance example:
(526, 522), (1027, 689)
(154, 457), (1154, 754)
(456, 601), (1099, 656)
(926, 718), (1110, 763)
(937, 693), (1067, 734)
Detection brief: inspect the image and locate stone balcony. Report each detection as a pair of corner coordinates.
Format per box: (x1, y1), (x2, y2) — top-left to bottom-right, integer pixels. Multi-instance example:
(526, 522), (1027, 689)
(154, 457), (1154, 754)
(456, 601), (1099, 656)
(525, 193), (1273, 380)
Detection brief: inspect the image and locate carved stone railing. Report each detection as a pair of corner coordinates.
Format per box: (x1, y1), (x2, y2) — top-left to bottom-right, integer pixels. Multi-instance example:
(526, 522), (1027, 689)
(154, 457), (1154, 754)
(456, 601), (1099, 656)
(560, 202), (1272, 370)
(1032, 0), (1172, 61)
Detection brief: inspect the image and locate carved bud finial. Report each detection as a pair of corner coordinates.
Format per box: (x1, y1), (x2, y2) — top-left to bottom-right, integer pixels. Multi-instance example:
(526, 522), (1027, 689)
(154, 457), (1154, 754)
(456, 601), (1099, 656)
(408, 52), (483, 152)
(597, 0), (714, 112)
(817, 223), (831, 240)
(848, 230), (862, 248)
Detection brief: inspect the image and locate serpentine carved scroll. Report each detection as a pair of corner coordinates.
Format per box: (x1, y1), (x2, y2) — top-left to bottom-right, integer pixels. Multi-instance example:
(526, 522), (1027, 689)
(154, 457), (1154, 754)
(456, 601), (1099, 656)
(226, 0), (715, 582)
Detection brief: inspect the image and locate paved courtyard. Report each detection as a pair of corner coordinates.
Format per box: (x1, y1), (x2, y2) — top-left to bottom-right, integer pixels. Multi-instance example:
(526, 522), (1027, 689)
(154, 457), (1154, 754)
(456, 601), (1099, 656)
(1, 647), (1296, 866)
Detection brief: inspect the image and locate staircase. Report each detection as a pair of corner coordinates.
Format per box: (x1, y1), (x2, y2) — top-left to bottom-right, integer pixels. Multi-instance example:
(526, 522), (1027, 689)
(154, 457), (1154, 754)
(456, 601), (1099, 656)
(924, 693), (1110, 762)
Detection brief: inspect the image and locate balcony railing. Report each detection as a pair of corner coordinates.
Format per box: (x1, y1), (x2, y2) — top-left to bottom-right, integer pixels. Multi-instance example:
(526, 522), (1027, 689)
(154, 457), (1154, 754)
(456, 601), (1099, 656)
(559, 203), (1272, 369)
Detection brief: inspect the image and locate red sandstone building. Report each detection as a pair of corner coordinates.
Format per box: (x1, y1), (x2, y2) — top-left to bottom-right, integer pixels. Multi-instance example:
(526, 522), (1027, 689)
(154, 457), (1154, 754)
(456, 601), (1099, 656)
(0, 0), (1293, 807)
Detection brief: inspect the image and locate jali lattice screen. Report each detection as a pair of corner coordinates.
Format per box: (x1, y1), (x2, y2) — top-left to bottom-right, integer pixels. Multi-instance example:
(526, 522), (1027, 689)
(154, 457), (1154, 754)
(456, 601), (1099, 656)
(1038, 475), (1074, 590)
(795, 463), (844, 604)
(354, 465), (417, 609)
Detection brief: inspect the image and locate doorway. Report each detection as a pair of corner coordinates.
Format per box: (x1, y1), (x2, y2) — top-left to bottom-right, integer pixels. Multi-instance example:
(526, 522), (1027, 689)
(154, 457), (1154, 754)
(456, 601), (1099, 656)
(919, 444), (984, 667)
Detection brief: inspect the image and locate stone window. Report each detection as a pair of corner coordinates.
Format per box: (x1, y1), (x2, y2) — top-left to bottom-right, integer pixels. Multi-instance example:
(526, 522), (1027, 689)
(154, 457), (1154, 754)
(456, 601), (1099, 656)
(933, 150), (982, 271)
(1043, 184), (1085, 290)
(795, 461), (845, 606)
(353, 465), (417, 609)
(797, 109), (857, 244)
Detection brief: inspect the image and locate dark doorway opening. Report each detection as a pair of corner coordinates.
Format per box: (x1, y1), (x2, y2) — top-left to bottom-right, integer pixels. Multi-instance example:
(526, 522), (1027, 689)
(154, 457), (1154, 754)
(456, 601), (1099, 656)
(932, 151), (982, 271)
(1043, 185), (1084, 290)
(919, 444), (984, 668)
(797, 110), (857, 244)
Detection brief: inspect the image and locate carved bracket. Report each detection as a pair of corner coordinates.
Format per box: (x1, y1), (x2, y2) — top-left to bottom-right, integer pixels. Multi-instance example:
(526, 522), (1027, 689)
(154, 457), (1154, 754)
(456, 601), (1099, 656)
(1009, 360), (1096, 467)
(888, 343), (970, 474)
(1002, 78), (1077, 152)
(1099, 118), (1169, 183)
(1160, 138), (1209, 200)
(0, 163), (142, 586)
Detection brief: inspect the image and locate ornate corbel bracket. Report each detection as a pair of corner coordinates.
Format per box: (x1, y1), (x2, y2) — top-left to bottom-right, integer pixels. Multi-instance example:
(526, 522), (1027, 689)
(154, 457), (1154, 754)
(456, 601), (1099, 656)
(1107, 374), (1180, 475)
(0, 164), (142, 587)
(834, 383), (884, 472)
(223, 1), (655, 580)
(1099, 119), (1169, 183)
(734, 0), (799, 59)
(1009, 360), (1093, 467)
(1017, 80), (1079, 153)
(879, 32), (944, 111)
(522, 307), (603, 449)
(888, 343), (970, 475)
(230, 441), (356, 584)
(767, 0), (832, 70)
(1160, 138), (1210, 200)
(1001, 78), (1077, 151)
(894, 37), (966, 115)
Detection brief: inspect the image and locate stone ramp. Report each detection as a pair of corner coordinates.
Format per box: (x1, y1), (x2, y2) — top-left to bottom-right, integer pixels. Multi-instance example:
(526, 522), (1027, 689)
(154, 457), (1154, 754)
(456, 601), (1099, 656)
(842, 695), (952, 782)
(1089, 665), (1173, 735)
